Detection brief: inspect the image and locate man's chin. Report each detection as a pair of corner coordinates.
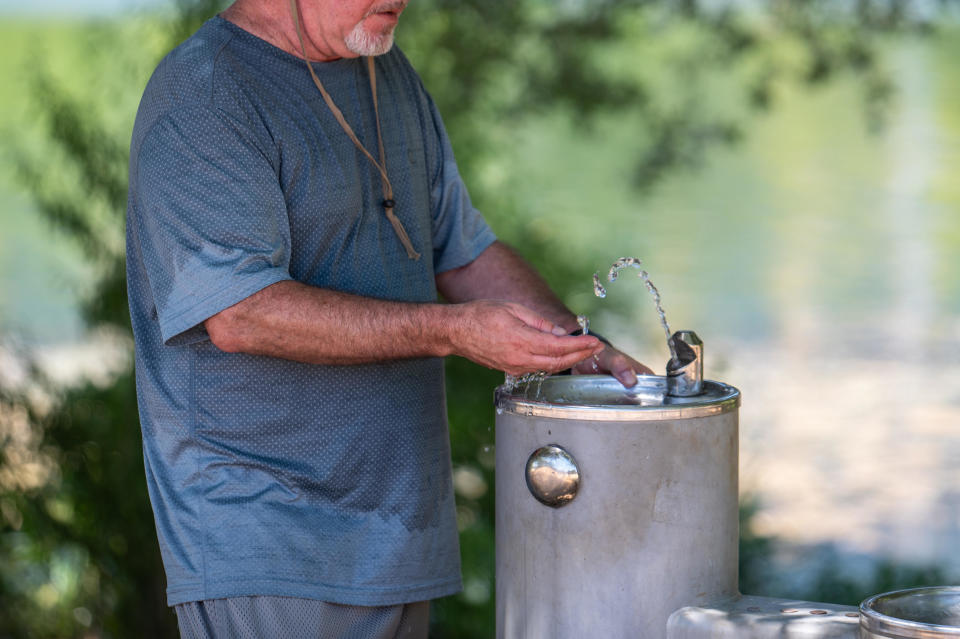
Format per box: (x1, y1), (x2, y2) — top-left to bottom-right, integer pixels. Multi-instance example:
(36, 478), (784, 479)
(344, 27), (395, 57)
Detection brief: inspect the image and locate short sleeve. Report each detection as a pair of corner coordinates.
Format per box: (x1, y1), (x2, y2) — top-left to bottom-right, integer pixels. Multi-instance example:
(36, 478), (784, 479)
(132, 106), (293, 345)
(423, 92), (497, 273)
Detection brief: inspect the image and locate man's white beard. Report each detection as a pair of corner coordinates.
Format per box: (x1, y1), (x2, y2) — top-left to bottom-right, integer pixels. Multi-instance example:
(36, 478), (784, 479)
(345, 21), (396, 57)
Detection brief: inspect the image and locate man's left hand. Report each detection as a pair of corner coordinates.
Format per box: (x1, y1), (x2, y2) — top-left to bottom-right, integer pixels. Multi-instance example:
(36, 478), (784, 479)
(571, 344), (654, 388)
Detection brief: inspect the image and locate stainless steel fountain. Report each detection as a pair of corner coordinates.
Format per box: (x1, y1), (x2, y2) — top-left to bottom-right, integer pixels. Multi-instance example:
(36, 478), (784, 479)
(494, 330), (960, 639)
(496, 330), (741, 638)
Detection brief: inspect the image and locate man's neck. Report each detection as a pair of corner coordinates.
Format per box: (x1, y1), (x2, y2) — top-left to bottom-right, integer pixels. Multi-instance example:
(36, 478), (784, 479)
(221, 0), (342, 62)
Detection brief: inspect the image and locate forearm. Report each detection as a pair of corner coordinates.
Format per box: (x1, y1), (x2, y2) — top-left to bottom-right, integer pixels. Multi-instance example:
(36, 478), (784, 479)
(205, 279), (603, 375)
(436, 241), (580, 332)
(205, 280), (454, 365)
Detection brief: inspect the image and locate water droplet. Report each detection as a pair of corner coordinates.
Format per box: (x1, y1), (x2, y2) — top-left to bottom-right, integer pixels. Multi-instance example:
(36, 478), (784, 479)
(576, 314), (590, 336)
(534, 371), (547, 399)
(592, 272), (607, 298)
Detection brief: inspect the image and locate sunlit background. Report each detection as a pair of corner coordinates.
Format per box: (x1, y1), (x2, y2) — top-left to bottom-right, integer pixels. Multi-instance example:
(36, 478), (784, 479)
(1, 1), (958, 637)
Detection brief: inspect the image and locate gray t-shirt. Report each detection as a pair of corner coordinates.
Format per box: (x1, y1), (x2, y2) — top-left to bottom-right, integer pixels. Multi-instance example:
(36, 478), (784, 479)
(125, 16), (496, 606)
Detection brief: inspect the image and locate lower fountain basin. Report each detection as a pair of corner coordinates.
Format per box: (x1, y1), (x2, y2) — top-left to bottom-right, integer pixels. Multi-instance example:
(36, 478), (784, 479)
(861, 587), (960, 638)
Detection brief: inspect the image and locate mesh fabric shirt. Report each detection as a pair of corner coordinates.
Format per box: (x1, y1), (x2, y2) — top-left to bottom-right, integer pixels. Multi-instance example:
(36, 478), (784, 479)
(125, 16), (496, 606)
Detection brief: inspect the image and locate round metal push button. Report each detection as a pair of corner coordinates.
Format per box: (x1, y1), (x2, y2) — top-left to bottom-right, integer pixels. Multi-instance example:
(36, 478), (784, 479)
(525, 445), (580, 507)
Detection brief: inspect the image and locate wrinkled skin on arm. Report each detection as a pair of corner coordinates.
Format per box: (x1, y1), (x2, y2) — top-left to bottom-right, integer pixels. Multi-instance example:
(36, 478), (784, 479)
(203, 242), (649, 383)
(203, 279), (603, 377)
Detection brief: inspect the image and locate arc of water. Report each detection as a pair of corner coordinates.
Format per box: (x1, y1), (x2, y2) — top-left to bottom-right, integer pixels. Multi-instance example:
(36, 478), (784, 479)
(596, 257), (679, 366)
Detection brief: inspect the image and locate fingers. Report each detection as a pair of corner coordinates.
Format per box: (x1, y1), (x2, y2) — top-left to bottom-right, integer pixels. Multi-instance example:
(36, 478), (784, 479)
(455, 301), (609, 375)
(521, 346), (604, 375)
(606, 351), (653, 386)
(518, 325), (601, 357)
(603, 349), (642, 387)
(608, 365), (638, 387)
(500, 330), (602, 375)
(505, 336), (602, 375)
(479, 302), (656, 383)
(502, 307), (641, 378)
(508, 303), (565, 335)
(569, 346), (655, 388)
(622, 354), (654, 376)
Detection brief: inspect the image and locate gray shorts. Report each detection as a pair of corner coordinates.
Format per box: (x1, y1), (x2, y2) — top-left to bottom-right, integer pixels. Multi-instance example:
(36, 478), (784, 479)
(175, 596), (430, 639)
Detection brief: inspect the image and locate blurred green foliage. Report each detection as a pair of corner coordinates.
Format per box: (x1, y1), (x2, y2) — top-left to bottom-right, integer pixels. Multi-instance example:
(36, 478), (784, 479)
(0, 1), (954, 637)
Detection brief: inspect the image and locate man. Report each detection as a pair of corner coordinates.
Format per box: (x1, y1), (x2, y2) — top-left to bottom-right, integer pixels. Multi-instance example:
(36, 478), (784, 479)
(126, 0), (651, 636)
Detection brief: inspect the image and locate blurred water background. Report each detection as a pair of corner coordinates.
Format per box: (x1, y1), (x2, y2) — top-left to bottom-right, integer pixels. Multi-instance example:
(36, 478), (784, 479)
(1, 1), (958, 637)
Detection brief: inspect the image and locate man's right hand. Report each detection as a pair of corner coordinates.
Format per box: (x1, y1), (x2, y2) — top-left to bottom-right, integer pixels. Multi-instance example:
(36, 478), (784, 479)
(446, 300), (603, 376)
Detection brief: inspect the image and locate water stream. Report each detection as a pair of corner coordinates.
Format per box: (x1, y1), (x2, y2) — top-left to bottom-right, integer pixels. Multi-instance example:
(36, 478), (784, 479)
(576, 314), (601, 372)
(497, 371), (548, 407)
(594, 257), (679, 365)
(576, 314), (590, 335)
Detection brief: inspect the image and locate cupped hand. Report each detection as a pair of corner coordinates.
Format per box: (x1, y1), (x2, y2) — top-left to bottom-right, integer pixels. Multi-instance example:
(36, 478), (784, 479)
(449, 300), (604, 376)
(571, 344), (654, 388)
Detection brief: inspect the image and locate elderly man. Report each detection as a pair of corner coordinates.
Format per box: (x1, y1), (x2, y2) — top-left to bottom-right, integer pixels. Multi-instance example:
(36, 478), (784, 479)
(126, 0), (650, 637)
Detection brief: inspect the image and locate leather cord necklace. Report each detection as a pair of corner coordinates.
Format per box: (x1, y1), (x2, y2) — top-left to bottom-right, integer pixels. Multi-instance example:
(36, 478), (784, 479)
(287, 0), (421, 261)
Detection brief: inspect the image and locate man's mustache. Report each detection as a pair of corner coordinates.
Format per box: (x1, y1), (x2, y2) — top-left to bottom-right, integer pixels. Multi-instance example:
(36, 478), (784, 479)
(365, 0), (408, 17)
